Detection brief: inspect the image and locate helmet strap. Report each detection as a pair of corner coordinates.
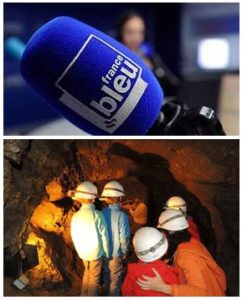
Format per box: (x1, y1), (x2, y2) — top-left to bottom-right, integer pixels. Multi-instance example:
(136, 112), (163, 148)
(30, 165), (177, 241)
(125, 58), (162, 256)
(158, 213), (185, 228)
(136, 236), (165, 257)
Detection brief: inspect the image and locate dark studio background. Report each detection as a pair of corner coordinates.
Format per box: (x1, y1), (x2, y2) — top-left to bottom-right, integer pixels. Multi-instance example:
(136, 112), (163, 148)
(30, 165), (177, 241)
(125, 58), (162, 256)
(4, 3), (239, 135)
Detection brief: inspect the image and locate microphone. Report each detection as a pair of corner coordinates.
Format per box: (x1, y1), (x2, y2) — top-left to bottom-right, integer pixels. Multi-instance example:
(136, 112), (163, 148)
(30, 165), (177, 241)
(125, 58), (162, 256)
(20, 16), (164, 135)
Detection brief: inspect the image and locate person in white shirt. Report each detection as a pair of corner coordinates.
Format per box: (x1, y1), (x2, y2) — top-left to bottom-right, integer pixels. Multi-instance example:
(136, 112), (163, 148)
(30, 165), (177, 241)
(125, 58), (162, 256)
(70, 181), (109, 296)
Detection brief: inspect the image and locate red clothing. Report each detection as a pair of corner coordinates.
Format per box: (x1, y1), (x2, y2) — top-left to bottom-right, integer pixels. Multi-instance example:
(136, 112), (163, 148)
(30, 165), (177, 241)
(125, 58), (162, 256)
(188, 217), (200, 241)
(122, 259), (180, 296)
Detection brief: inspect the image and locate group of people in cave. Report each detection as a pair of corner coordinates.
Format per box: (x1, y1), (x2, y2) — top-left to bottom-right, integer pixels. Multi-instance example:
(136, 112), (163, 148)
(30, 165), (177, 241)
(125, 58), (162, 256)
(69, 180), (227, 296)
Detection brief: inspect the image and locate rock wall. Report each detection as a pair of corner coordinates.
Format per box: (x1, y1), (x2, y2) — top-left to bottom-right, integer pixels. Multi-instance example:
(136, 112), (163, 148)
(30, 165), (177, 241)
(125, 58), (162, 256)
(4, 139), (239, 296)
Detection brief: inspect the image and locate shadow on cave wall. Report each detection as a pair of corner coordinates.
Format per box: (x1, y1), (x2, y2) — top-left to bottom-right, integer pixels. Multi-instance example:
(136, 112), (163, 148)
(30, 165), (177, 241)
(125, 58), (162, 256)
(108, 143), (217, 256)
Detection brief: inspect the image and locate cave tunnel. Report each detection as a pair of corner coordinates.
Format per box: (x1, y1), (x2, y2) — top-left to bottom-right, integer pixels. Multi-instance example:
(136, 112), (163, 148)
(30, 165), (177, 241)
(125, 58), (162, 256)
(4, 139), (239, 296)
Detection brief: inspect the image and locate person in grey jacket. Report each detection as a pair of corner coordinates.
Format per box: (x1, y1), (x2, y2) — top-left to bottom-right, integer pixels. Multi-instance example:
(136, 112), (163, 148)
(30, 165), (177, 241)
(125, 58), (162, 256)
(100, 180), (130, 296)
(70, 181), (109, 296)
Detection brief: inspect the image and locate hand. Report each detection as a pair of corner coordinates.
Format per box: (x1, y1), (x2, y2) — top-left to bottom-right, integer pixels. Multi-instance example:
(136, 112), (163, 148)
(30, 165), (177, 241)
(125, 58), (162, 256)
(122, 254), (127, 260)
(136, 268), (172, 294)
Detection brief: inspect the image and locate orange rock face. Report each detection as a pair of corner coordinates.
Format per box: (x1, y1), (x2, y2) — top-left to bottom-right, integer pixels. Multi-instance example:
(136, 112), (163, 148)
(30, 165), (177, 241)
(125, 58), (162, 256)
(46, 180), (64, 202)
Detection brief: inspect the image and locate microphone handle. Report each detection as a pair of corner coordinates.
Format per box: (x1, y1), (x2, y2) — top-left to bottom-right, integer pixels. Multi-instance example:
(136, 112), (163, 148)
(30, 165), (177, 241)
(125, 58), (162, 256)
(147, 99), (226, 136)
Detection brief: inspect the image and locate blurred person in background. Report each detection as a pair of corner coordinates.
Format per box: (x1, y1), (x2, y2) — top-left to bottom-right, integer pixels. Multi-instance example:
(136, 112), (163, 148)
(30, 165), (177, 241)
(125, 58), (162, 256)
(117, 11), (180, 96)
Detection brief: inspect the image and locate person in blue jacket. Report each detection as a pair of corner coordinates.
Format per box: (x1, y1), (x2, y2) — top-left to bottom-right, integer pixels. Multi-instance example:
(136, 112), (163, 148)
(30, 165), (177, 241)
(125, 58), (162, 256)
(100, 180), (130, 296)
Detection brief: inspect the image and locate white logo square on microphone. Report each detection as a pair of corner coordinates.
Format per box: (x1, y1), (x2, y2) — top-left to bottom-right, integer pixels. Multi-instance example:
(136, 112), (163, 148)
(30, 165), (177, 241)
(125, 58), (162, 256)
(55, 34), (148, 133)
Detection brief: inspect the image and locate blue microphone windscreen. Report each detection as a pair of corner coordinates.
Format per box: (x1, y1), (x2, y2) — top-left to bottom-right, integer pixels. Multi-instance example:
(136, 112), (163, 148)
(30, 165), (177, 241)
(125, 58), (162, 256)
(20, 16), (163, 135)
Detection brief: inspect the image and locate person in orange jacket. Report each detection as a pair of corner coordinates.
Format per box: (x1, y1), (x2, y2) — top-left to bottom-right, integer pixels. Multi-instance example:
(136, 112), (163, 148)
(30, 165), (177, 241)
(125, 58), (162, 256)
(137, 209), (226, 296)
(121, 227), (180, 296)
(164, 196), (200, 240)
(122, 198), (148, 234)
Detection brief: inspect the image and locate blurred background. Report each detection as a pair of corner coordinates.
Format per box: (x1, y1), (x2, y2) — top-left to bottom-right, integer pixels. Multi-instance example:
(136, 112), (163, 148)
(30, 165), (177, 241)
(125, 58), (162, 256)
(4, 3), (239, 135)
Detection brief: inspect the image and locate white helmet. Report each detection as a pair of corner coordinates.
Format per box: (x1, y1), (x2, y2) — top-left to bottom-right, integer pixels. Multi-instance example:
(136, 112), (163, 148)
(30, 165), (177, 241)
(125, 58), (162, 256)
(72, 181), (98, 200)
(165, 196), (187, 213)
(133, 227), (168, 263)
(101, 181), (125, 198)
(157, 209), (188, 231)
